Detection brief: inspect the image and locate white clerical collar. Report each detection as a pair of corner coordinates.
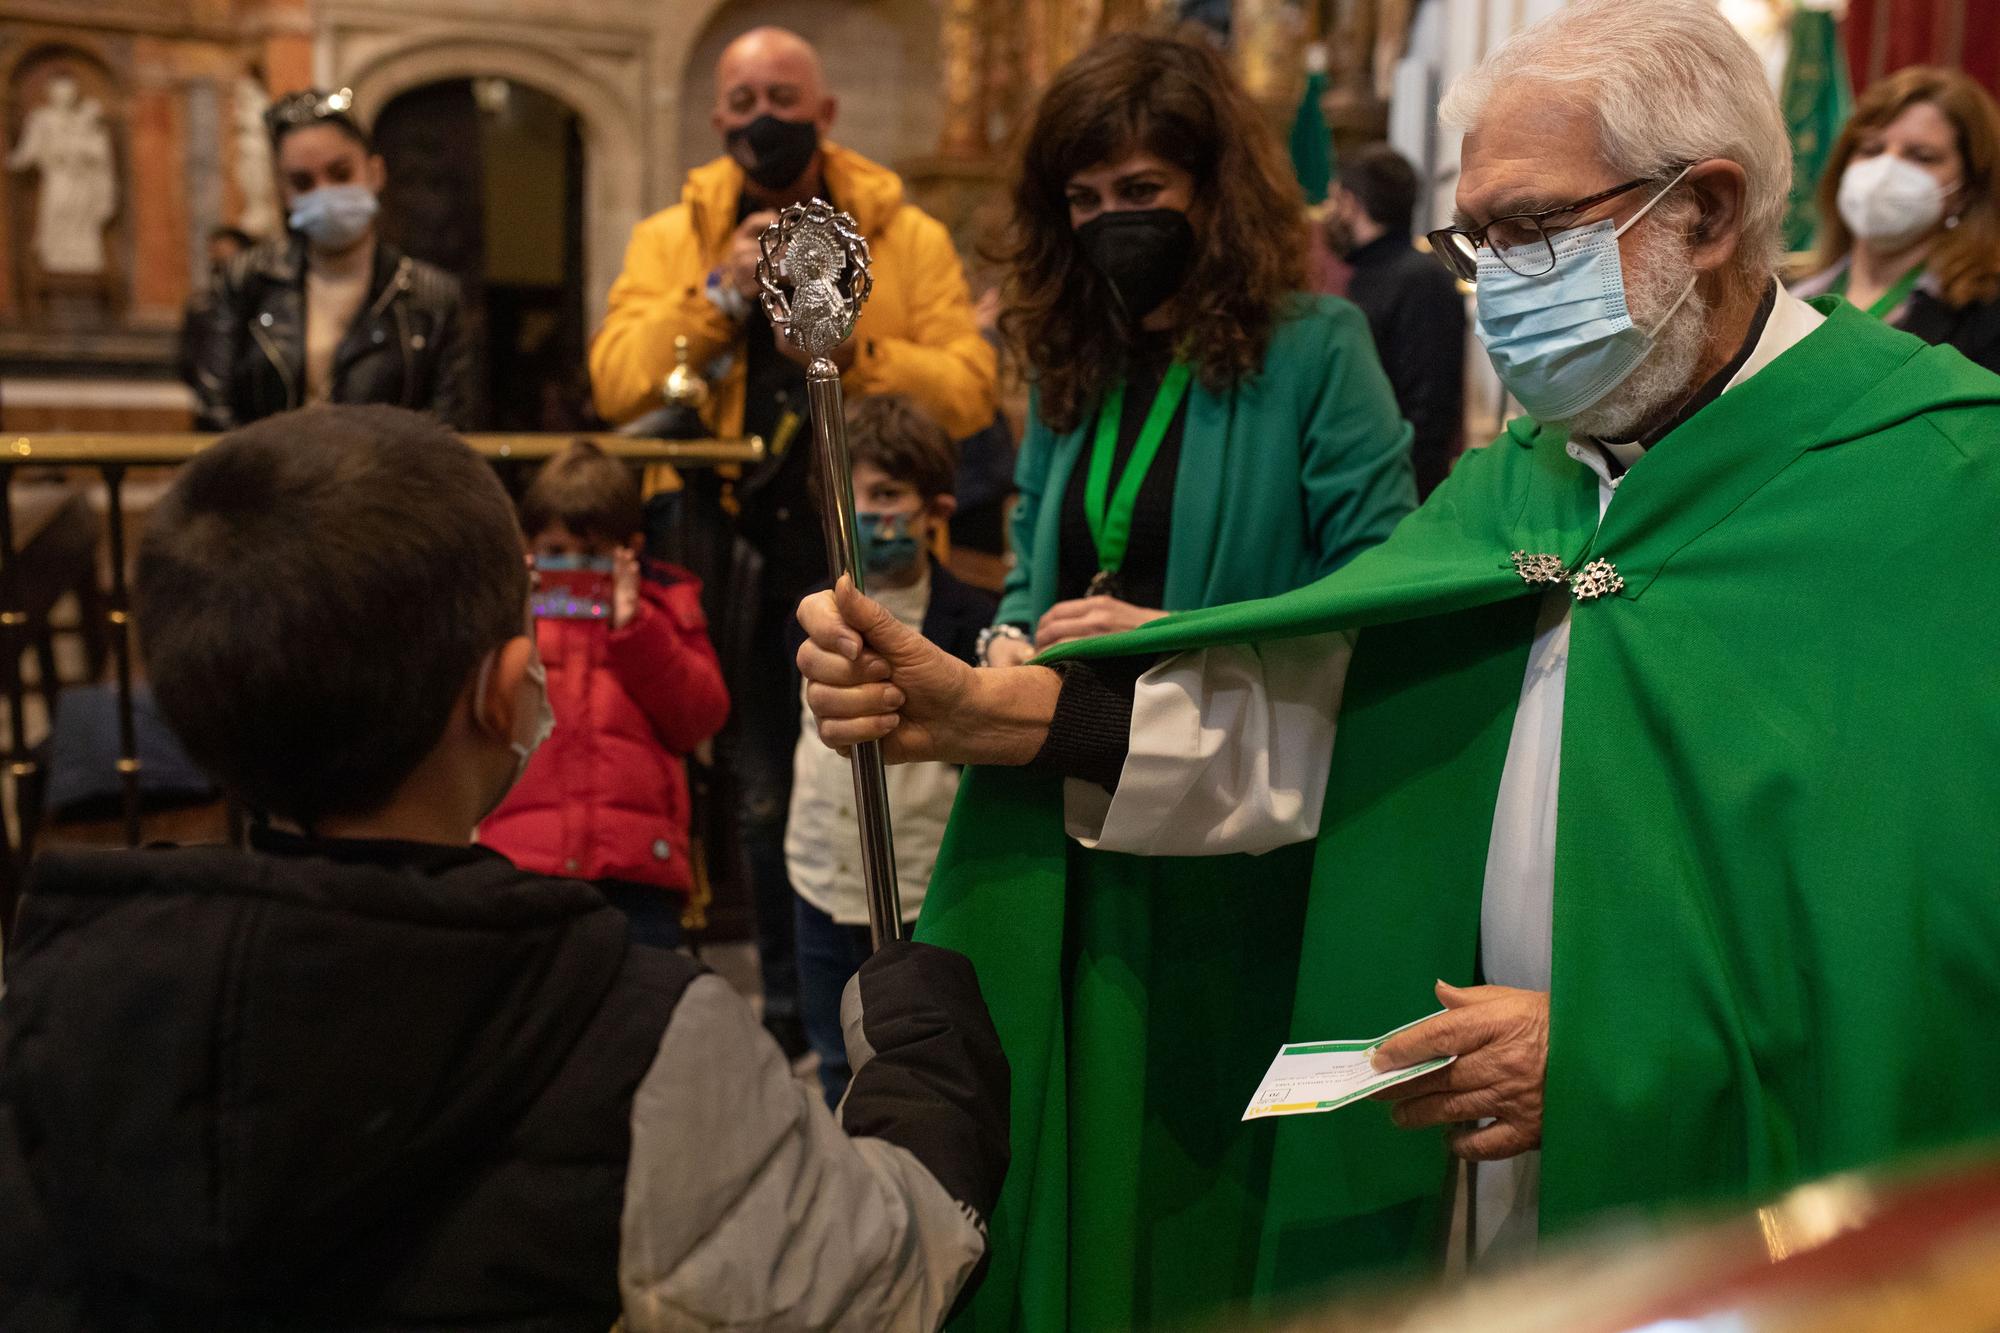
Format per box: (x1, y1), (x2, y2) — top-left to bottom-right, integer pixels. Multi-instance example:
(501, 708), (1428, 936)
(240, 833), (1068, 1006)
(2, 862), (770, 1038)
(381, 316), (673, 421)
(1724, 287), (1826, 392)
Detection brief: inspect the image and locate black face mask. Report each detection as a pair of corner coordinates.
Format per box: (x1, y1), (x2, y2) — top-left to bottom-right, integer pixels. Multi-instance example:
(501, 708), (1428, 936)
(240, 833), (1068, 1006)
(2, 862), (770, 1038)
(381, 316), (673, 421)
(727, 114), (821, 192)
(1076, 208), (1197, 324)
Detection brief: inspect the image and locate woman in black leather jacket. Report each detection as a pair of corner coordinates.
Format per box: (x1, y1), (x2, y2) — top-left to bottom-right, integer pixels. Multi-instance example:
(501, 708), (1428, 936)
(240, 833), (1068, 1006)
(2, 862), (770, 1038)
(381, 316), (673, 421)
(192, 89), (471, 430)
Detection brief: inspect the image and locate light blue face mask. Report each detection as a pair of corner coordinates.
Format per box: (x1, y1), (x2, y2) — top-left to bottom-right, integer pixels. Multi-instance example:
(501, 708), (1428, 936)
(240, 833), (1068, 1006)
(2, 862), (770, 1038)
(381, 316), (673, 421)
(288, 184), (379, 252)
(1474, 167), (1696, 423)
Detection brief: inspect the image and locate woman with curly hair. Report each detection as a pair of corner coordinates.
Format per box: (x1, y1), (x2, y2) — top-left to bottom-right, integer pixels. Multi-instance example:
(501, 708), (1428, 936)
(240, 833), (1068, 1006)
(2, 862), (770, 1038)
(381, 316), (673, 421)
(1794, 66), (2000, 374)
(976, 32), (1414, 670)
(930, 33), (1414, 1332)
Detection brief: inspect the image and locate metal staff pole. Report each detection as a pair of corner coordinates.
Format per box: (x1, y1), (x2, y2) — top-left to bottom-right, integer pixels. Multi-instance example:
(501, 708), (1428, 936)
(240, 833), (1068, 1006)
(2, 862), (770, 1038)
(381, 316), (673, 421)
(756, 199), (904, 950)
(0, 459), (23, 933)
(100, 464), (142, 848)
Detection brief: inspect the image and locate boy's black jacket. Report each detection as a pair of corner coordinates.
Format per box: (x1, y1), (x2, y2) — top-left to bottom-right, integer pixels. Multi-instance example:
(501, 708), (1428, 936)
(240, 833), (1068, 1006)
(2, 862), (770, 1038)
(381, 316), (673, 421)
(0, 831), (694, 1329)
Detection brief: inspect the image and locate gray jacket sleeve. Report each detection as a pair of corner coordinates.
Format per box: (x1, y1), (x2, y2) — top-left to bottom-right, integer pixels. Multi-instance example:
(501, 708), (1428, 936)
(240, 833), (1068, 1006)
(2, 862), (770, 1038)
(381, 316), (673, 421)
(619, 974), (986, 1331)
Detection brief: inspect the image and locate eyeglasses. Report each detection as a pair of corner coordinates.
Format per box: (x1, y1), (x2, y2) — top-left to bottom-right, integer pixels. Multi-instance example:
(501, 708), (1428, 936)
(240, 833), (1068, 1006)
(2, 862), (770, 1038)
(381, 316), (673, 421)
(1427, 176), (1661, 283)
(263, 88), (358, 138)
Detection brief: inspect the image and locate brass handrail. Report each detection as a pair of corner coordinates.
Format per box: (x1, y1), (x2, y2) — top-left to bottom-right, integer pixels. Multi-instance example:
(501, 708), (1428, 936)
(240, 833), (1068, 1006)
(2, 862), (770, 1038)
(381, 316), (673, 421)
(0, 430), (764, 936)
(0, 433), (766, 466)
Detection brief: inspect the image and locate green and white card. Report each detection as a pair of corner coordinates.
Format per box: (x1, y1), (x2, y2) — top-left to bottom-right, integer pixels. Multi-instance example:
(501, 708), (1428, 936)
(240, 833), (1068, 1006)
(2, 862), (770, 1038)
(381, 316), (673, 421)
(1242, 1012), (1455, 1121)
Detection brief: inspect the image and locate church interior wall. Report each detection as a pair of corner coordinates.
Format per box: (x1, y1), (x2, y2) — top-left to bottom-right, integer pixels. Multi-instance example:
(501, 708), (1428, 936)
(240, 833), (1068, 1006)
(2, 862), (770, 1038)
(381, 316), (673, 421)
(0, 0), (956, 430)
(3, 0), (1997, 433)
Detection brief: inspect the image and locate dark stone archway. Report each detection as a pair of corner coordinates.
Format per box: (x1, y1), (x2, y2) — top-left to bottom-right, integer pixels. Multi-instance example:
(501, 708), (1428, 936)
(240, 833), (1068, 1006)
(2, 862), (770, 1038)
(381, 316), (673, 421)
(374, 79), (589, 430)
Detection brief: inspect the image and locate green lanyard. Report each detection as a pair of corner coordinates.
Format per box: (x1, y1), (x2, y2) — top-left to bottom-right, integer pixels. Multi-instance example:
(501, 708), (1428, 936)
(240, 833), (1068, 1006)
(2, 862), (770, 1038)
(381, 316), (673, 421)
(1834, 262), (1927, 319)
(1084, 361), (1194, 580)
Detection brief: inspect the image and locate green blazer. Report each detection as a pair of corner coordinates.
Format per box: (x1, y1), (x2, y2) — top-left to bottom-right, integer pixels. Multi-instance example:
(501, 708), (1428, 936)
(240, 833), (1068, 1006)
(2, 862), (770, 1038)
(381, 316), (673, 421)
(995, 293), (1417, 628)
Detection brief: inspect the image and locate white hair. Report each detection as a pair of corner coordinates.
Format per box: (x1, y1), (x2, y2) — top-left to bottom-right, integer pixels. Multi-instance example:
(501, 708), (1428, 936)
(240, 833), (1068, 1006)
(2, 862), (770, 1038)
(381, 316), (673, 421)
(1440, 0), (1791, 278)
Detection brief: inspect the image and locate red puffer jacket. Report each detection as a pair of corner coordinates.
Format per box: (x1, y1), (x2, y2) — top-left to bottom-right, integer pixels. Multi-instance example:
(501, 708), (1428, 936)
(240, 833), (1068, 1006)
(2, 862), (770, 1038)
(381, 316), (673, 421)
(480, 569), (729, 894)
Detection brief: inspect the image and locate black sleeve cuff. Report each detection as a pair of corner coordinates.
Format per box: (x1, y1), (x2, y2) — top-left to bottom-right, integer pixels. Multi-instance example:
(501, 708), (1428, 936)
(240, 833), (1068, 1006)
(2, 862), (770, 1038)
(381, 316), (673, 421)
(1027, 658), (1148, 792)
(841, 941), (1011, 1221)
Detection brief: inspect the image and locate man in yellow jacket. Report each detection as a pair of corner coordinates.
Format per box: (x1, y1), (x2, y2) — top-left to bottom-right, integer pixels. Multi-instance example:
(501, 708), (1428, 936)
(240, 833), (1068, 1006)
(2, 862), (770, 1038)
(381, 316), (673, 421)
(590, 24), (995, 1055)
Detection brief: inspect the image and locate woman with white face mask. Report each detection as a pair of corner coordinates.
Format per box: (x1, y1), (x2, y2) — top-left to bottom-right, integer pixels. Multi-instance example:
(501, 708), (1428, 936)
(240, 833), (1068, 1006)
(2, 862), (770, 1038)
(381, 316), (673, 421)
(1794, 66), (2000, 375)
(190, 89), (471, 429)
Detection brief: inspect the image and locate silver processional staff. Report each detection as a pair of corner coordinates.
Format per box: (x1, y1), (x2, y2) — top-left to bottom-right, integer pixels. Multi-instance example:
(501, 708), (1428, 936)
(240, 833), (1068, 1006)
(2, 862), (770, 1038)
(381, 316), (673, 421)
(755, 199), (904, 950)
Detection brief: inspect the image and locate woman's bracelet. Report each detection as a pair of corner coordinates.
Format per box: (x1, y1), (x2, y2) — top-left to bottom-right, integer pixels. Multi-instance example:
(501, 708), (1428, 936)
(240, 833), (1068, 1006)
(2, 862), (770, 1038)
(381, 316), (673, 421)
(976, 622), (1032, 666)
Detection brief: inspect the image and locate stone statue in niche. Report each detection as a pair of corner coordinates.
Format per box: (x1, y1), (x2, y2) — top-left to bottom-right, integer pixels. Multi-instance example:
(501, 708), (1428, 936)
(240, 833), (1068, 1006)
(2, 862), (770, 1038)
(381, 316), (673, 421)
(233, 76), (281, 238)
(7, 74), (117, 275)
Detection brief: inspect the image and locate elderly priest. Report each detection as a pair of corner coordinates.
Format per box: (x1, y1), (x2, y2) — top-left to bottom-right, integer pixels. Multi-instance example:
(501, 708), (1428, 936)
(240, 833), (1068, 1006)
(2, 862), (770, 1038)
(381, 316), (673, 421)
(800, 0), (2000, 1326)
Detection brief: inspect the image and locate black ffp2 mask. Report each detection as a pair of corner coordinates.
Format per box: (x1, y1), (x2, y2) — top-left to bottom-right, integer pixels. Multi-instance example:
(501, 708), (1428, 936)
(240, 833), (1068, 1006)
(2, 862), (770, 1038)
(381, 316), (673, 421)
(1076, 208), (1197, 323)
(727, 114), (820, 192)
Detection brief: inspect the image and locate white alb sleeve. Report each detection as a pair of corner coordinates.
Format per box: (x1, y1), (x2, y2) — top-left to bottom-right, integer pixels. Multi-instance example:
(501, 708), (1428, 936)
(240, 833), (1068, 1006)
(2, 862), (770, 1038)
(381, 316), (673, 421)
(1063, 631), (1351, 856)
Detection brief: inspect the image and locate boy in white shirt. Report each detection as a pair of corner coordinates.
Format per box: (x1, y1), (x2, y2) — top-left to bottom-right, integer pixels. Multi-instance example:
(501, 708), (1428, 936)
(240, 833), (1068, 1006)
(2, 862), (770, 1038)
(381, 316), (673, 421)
(786, 397), (997, 1106)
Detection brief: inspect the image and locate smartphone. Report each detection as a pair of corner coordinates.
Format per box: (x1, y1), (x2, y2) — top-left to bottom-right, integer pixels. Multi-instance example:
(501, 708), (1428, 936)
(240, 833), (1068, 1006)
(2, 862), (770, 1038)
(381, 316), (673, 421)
(531, 554), (615, 621)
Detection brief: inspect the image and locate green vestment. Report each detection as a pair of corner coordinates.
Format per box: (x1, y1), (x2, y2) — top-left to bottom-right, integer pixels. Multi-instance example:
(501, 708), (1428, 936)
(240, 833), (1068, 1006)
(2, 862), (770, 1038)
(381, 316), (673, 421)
(917, 301), (2000, 1331)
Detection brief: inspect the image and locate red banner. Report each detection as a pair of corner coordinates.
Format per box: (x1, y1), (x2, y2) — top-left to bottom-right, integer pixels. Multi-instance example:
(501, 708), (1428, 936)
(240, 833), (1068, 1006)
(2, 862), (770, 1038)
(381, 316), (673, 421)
(1845, 0), (2000, 97)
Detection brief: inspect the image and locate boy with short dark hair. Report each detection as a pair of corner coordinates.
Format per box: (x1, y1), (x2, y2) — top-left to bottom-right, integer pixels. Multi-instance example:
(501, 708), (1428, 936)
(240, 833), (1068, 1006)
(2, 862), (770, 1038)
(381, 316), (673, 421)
(0, 405), (1008, 1331)
(787, 396), (997, 1106)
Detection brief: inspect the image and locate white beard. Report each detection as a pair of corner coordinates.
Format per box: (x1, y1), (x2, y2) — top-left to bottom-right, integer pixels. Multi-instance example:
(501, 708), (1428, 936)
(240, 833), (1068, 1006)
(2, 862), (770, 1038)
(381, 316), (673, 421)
(1567, 226), (1712, 442)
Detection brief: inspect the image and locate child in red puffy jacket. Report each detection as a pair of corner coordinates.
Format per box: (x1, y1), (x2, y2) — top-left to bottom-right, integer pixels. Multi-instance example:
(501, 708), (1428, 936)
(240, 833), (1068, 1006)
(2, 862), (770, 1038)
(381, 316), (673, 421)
(479, 441), (729, 948)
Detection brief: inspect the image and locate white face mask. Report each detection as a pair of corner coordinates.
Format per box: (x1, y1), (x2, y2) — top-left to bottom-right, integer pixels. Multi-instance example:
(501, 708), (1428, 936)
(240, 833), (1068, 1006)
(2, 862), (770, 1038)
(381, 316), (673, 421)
(472, 647), (555, 819)
(1837, 155), (1954, 244)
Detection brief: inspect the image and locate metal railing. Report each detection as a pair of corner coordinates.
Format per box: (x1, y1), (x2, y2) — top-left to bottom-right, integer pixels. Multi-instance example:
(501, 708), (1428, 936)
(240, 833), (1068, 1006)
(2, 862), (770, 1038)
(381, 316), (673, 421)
(0, 432), (764, 933)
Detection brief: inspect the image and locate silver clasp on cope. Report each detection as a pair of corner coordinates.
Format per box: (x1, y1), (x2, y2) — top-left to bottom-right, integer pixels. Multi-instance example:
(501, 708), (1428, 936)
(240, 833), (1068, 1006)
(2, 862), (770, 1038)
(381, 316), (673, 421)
(1569, 559), (1626, 602)
(1511, 550), (1568, 586)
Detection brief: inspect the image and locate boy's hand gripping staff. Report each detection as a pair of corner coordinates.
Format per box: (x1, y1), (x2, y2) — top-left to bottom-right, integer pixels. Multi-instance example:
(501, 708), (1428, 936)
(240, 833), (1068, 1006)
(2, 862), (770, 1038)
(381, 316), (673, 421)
(756, 201), (903, 949)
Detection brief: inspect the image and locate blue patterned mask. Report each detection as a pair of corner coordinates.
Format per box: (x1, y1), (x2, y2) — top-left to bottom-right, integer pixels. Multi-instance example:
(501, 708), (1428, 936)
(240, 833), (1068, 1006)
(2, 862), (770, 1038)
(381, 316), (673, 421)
(854, 510), (922, 577)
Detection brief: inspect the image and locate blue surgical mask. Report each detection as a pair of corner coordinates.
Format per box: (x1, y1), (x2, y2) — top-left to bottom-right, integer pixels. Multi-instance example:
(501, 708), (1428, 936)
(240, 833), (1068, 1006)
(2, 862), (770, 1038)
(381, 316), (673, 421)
(854, 510), (922, 577)
(1474, 168), (1695, 423)
(288, 183), (379, 251)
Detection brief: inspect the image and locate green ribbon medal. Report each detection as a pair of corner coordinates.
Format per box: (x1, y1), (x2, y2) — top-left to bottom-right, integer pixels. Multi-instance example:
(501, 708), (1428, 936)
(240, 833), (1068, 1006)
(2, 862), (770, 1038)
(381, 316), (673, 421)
(1833, 261), (1927, 320)
(1084, 360), (1194, 598)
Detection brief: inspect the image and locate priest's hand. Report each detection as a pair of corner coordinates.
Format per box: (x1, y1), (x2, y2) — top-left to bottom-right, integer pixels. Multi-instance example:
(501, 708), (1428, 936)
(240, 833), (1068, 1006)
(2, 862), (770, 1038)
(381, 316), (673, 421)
(1367, 981), (1549, 1162)
(1035, 596), (1167, 650)
(798, 578), (1061, 766)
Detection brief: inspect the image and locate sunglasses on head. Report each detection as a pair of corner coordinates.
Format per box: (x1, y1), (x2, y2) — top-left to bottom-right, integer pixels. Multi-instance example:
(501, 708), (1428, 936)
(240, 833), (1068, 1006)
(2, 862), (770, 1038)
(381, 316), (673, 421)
(263, 88), (361, 141)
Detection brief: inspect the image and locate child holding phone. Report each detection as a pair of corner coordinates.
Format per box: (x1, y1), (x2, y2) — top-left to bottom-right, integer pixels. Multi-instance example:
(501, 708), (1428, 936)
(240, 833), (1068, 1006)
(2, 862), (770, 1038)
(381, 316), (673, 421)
(480, 440), (729, 948)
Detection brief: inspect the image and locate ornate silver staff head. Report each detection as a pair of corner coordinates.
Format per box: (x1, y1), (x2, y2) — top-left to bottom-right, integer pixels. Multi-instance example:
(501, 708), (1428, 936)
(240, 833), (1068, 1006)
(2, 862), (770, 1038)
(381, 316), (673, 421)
(755, 199), (874, 373)
(753, 198), (903, 949)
